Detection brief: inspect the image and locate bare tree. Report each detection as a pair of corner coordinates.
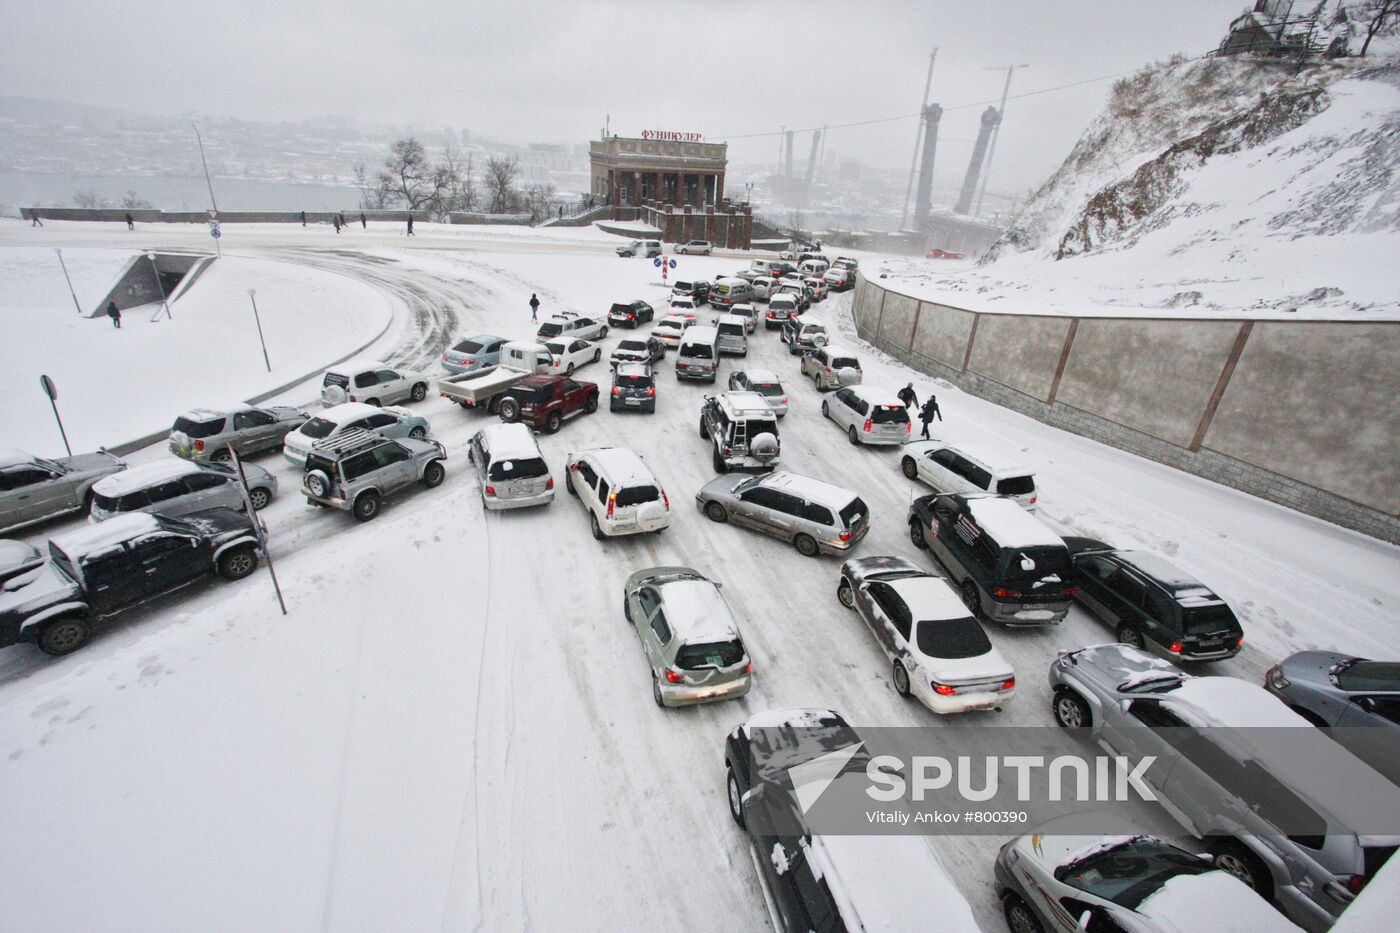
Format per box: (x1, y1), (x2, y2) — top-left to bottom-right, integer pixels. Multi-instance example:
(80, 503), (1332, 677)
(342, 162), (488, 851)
(72, 189), (108, 208)
(1360, 0), (1400, 55)
(436, 144), (477, 215)
(121, 190), (152, 209)
(486, 156), (520, 214)
(354, 162), (390, 210)
(521, 183), (558, 224)
(376, 137), (446, 211)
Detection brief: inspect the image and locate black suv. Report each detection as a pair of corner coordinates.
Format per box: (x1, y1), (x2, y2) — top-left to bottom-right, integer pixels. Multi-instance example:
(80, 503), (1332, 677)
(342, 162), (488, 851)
(672, 280), (712, 305)
(908, 492), (1074, 626)
(606, 300), (655, 329)
(0, 509), (262, 656)
(1064, 537), (1244, 662)
(610, 363), (656, 414)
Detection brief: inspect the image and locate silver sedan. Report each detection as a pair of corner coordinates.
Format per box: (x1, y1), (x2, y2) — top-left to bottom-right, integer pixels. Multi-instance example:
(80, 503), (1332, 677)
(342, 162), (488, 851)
(0, 448), (128, 533)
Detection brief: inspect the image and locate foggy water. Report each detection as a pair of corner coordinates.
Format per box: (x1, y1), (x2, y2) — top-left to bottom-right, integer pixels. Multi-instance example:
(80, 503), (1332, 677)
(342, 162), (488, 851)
(0, 172), (362, 213)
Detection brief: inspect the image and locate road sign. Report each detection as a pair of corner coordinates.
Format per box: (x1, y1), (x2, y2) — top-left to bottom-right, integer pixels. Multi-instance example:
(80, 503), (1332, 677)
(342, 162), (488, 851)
(653, 257), (662, 267)
(40, 374), (57, 400)
(39, 374), (71, 457)
(211, 228), (221, 239)
(668, 259), (677, 269)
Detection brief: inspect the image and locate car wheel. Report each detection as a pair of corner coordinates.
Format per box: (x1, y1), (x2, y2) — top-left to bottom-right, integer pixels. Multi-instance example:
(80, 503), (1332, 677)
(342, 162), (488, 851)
(892, 661), (911, 697)
(1212, 841), (1273, 900)
(712, 449), (728, 473)
(837, 578), (855, 609)
(599, 326), (609, 338)
(584, 394), (599, 414)
(498, 398), (520, 422)
(593, 349), (601, 363)
(727, 769), (747, 827)
(1116, 623), (1146, 650)
(566, 473), (578, 495)
(364, 398), (381, 407)
(652, 673), (666, 708)
(410, 383), (427, 402)
(909, 518), (928, 550)
(353, 490), (381, 522)
(37, 617), (90, 656)
(545, 412), (563, 434)
(794, 533), (819, 558)
(209, 447), (233, 463)
(901, 458), (918, 479)
(705, 501), (728, 523)
(1003, 893), (1045, 933)
(960, 579), (982, 617)
(409, 426), (427, 440)
(847, 425), (860, 445)
(590, 512), (605, 541)
(821, 400), (830, 418)
(422, 460), (446, 488)
(566, 363), (575, 376)
(218, 545), (259, 580)
(1053, 690), (1092, 729)
(248, 487), (272, 511)
(699, 417), (709, 440)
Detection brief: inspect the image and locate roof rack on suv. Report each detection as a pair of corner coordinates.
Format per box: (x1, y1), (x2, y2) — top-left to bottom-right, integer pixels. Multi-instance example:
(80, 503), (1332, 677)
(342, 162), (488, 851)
(309, 427), (387, 457)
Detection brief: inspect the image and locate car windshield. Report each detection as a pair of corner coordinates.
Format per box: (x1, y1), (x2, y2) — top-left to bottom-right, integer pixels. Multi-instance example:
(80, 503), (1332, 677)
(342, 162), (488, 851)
(1335, 659), (1400, 692)
(1056, 838), (1213, 910)
(545, 342), (567, 355)
(998, 475), (1036, 496)
(718, 323), (744, 336)
(750, 383), (783, 397)
(610, 303), (634, 315)
(299, 417), (337, 439)
(92, 489), (150, 512)
(1180, 604), (1240, 635)
(487, 457), (548, 481)
(537, 323), (562, 338)
(615, 485), (659, 507)
(680, 343), (713, 360)
(675, 640), (744, 670)
(172, 416), (224, 438)
(871, 405), (909, 424)
(915, 617), (992, 659)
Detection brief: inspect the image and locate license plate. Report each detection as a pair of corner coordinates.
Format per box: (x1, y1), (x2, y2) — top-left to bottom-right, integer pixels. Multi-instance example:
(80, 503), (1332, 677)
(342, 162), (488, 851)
(613, 521), (636, 531)
(509, 483), (527, 494)
(625, 398), (641, 405)
(1198, 640), (1221, 649)
(1016, 609), (1056, 621)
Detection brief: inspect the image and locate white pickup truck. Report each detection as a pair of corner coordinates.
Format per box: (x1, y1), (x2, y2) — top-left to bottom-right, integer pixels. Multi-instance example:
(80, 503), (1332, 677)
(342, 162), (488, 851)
(438, 341), (553, 413)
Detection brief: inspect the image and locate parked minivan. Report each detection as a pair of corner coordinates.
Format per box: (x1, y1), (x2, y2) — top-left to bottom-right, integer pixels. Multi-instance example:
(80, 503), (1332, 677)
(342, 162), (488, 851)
(799, 258), (830, 276)
(713, 314), (749, 357)
(697, 470), (869, 557)
(676, 325), (720, 382)
(900, 440), (1038, 509)
(709, 279), (752, 308)
(908, 492), (1074, 625)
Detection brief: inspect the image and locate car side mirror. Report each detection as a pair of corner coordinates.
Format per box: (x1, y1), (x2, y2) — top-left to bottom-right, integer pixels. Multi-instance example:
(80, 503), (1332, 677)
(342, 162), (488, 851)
(1357, 696), (1378, 712)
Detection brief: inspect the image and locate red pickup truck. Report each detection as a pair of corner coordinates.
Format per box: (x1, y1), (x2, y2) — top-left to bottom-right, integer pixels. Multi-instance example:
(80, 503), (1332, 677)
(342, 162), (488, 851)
(495, 375), (599, 433)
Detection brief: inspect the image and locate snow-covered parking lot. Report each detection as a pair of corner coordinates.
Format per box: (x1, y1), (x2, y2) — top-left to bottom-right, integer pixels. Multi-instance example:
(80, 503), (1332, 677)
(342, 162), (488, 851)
(1, 221), (1398, 932)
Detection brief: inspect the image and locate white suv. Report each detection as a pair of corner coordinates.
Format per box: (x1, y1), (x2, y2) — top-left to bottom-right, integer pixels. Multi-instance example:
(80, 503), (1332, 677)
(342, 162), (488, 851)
(537, 314), (607, 342)
(565, 447), (671, 540)
(675, 240), (712, 255)
(321, 360), (430, 407)
(801, 345), (864, 391)
(901, 440), (1038, 509)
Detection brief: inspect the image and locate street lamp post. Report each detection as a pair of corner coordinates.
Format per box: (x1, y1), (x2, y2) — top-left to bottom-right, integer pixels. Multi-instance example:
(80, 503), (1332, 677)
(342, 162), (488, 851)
(247, 289), (271, 372)
(54, 249), (84, 315)
(147, 251), (171, 320)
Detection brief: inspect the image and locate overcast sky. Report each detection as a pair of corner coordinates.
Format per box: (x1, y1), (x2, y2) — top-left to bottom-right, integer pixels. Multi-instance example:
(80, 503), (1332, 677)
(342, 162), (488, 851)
(3, 0), (1245, 195)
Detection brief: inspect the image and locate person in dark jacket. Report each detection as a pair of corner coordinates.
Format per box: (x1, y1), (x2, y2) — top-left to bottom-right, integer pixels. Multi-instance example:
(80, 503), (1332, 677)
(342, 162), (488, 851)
(31, 210), (43, 227)
(918, 395), (942, 439)
(339, 211), (347, 229)
(333, 215), (342, 234)
(897, 382), (918, 409)
(360, 212), (367, 229)
(125, 212), (135, 231)
(300, 211), (307, 227)
(107, 301), (122, 329)
(407, 214), (415, 236)
(529, 293), (540, 322)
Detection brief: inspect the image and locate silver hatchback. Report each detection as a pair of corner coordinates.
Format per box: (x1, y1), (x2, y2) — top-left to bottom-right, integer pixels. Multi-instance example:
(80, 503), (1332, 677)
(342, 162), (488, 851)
(467, 423), (554, 510)
(696, 470), (869, 557)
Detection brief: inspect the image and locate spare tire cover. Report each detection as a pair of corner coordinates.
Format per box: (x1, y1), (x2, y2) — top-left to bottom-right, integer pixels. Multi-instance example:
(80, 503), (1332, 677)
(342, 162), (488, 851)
(750, 433), (778, 462)
(324, 384), (348, 405)
(306, 470), (331, 498)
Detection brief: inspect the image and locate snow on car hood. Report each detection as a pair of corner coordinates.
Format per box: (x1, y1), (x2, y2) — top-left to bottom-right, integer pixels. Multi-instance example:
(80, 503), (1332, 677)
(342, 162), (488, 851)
(1136, 870), (1299, 932)
(0, 561), (80, 618)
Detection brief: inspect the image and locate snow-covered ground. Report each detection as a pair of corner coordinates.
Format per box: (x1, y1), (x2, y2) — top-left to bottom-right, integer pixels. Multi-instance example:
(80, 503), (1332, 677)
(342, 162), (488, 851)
(1, 225), (1397, 931)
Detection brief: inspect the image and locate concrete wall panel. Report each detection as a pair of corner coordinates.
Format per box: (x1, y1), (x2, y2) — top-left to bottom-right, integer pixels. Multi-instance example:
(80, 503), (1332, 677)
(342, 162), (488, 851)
(1057, 318), (1238, 446)
(878, 292), (919, 350)
(1206, 322), (1400, 513)
(853, 278), (884, 333)
(967, 314), (1071, 401)
(911, 303), (974, 369)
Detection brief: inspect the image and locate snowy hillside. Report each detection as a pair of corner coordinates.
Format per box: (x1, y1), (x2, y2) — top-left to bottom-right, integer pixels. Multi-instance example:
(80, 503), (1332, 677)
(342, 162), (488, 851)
(879, 55), (1400, 319)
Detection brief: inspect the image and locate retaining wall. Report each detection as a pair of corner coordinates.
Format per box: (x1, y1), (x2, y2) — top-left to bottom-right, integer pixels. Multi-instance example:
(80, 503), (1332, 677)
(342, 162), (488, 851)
(22, 208), (426, 224)
(852, 273), (1400, 544)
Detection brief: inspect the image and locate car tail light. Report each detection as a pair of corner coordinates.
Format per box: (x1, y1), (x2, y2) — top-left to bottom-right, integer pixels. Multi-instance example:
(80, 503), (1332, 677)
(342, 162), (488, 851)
(742, 661), (753, 674)
(545, 477), (554, 490)
(612, 387), (622, 396)
(781, 397), (788, 404)
(1236, 636), (1244, 646)
(1060, 586), (1076, 597)
(838, 530), (851, 542)
(664, 669), (685, 684)
(932, 682), (956, 696)
(646, 387), (655, 397)
(1345, 874), (1366, 895)
(627, 313), (634, 319)
(863, 419), (872, 432)
(905, 422), (911, 432)
(606, 493), (615, 518)
(1030, 494), (1038, 504)
(661, 489), (670, 509)
(442, 353), (450, 362)
(193, 439), (205, 451)
(824, 367), (832, 374)
(1001, 678), (1016, 690)
(721, 446), (731, 456)
(993, 587), (1022, 598)
(1169, 642), (1183, 653)
(484, 485), (496, 496)
(552, 359), (560, 367)
(349, 395), (358, 402)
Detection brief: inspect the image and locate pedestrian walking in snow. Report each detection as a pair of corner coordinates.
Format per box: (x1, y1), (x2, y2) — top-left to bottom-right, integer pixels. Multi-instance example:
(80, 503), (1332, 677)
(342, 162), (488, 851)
(107, 301), (122, 329)
(31, 211), (43, 227)
(360, 212), (366, 229)
(558, 205), (563, 219)
(407, 215), (415, 236)
(125, 212), (135, 231)
(529, 293), (540, 323)
(339, 211), (347, 229)
(918, 395), (942, 439)
(300, 211), (307, 227)
(333, 215), (342, 234)
(897, 382), (918, 409)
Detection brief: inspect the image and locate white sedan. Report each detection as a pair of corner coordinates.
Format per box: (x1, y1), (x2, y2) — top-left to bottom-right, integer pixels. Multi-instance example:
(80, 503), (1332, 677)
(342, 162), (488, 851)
(544, 338), (601, 376)
(651, 315), (693, 349)
(838, 555), (1015, 714)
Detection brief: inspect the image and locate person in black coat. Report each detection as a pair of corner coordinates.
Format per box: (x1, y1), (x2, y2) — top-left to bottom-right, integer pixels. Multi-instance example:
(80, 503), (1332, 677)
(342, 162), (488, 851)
(107, 301), (122, 329)
(529, 293), (541, 322)
(407, 214), (415, 236)
(918, 395), (942, 439)
(300, 211), (307, 227)
(897, 382), (918, 409)
(360, 212), (367, 229)
(125, 212), (135, 231)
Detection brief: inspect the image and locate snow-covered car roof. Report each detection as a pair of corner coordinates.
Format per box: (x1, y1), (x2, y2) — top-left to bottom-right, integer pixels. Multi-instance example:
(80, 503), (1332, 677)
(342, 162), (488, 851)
(1166, 676), (1309, 728)
(312, 402), (383, 423)
(0, 447), (38, 469)
(719, 391), (777, 417)
(963, 496), (1062, 547)
(908, 439), (1032, 476)
(818, 345), (860, 360)
(51, 512), (166, 561)
(326, 359), (389, 374)
(807, 833), (978, 933)
(762, 472), (858, 507)
(477, 423), (542, 461)
(743, 707), (843, 732)
(177, 403), (252, 421)
(768, 294), (797, 306)
(847, 385), (903, 407)
(738, 368), (780, 383)
(92, 458), (202, 496)
(656, 578), (737, 643)
(578, 447), (656, 488)
(885, 575), (970, 622)
(655, 315), (690, 327)
(1136, 869), (1299, 932)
